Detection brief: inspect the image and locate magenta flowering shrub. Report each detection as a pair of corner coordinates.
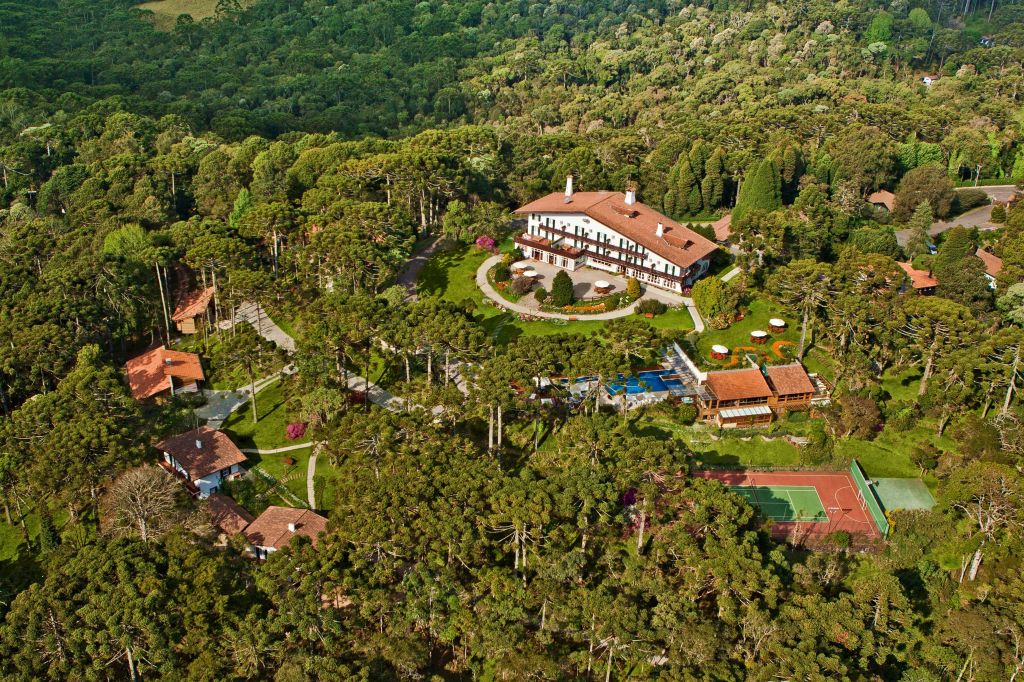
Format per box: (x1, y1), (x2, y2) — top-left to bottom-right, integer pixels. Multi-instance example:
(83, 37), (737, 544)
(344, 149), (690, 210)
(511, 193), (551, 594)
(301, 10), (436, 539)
(475, 235), (496, 251)
(286, 422), (307, 440)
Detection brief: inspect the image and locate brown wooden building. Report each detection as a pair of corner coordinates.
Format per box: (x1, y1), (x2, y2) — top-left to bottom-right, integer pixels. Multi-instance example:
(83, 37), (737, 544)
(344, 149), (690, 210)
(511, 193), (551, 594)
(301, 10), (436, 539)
(172, 287), (215, 335)
(697, 363), (828, 427)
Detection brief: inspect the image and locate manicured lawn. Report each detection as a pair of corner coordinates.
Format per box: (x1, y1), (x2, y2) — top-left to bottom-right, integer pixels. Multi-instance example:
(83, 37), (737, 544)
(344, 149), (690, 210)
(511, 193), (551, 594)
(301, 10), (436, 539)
(836, 423), (946, 490)
(314, 455), (342, 513)
(419, 242), (695, 345)
(694, 298), (800, 369)
(880, 367), (924, 403)
(222, 380), (298, 451)
(247, 444), (314, 503)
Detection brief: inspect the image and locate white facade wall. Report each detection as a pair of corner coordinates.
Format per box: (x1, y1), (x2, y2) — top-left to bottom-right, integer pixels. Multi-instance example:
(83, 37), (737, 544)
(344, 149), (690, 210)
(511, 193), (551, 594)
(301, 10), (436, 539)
(163, 452), (242, 499)
(524, 213), (708, 293)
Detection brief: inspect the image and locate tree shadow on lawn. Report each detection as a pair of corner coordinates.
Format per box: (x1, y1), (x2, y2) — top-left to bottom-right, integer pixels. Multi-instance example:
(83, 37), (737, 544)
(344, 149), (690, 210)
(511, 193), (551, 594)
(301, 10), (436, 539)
(417, 243), (470, 297)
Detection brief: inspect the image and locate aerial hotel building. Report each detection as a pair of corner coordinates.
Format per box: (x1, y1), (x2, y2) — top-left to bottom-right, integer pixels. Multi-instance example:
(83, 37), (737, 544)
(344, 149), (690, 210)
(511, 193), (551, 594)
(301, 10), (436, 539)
(513, 176), (719, 293)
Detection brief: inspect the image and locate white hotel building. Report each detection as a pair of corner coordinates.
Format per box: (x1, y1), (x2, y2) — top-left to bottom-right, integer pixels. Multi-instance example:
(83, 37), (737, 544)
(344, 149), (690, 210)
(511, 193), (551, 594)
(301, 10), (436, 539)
(514, 177), (718, 293)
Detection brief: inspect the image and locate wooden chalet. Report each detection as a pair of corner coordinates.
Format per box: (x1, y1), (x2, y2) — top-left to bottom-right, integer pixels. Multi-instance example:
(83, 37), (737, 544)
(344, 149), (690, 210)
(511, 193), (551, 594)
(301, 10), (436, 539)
(172, 286), (215, 335)
(696, 363), (829, 427)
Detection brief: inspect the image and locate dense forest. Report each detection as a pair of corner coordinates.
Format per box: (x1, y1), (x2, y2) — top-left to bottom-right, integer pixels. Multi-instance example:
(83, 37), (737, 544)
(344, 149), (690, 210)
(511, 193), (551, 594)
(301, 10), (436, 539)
(1, 0), (1024, 679)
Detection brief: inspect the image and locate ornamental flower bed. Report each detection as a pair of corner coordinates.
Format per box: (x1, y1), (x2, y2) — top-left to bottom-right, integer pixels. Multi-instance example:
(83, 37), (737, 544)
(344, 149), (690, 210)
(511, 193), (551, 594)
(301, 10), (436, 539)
(562, 304), (606, 313)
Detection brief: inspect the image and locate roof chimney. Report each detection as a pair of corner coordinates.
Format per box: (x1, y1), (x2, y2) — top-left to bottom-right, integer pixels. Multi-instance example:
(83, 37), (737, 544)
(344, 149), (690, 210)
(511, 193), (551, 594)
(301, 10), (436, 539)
(195, 439), (203, 449)
(287, 522), (297, 533)
(624, 184), (637, 206)
(563, 175), (574, 203)
(656, 222), (664, 238)
(164, 357), (174, 366)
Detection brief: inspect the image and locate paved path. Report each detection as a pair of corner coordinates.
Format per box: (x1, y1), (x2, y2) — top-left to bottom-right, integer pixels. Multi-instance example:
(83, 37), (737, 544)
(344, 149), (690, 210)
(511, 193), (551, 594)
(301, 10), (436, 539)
(226, 302), (296, 352)
(896, 185), (1016, 246)
(396, 235), (441, 298)
(476, 256), (706, 330)
(195, 365), (295, 428)
(307, 442), (323, 509)
(720, 267), (742, 283)
(239, 442), (314, 455)
(476, 256), (645, 321)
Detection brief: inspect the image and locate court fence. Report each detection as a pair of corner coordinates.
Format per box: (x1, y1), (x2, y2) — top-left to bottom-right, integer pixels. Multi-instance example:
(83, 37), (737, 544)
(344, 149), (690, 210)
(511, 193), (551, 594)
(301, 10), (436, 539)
(850, 459), (890, 537)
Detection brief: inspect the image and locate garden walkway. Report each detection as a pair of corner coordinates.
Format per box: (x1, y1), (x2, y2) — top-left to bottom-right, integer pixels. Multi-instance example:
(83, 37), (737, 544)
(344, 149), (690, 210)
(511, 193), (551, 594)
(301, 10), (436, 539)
(239, 441), (314, 455)
(307, 442), (324, 509)
(720, 267), (742, 283)
(476, 256), (706, 330)
(224, 302), (296, 352)
(476, 256), (643, 321)
(195, 365), (296, 428)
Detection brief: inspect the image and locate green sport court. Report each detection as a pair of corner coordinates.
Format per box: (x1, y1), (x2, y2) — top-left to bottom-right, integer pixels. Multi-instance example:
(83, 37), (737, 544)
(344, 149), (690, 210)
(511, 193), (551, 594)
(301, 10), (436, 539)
(728, 485), (829, 522)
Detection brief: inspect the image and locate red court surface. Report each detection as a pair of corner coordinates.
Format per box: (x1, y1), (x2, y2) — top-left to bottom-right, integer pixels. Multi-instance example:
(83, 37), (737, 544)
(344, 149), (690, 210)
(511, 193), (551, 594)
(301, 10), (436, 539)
(695, 469), (882, 543)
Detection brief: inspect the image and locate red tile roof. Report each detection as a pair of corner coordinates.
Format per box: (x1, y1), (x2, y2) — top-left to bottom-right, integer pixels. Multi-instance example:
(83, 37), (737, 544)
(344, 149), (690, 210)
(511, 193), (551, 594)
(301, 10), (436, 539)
(515, 191), (718, 269)
(244, 506), (328, 550)
(711, 214), (732, 242)
(976, 248), (1002, 278)
(172, 287), (215, 321)
(897, 262), (938, 290)
(704, 368), (774, 402)
(125, 346), (205, 400)
(765, 364), (815, 396)
(207, 493), (254, 536)
(156, 426), (247, 480)
(867, 190), (895, 211)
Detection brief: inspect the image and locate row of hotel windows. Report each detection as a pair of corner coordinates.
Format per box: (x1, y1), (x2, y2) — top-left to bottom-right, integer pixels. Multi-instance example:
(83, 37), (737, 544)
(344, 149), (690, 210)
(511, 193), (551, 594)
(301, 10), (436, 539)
(528, 220), (681, 277)
(532, 218), (646, 256)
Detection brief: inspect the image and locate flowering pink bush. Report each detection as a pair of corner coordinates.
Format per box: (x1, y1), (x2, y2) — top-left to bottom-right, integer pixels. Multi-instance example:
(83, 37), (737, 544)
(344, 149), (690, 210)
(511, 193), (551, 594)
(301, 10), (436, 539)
(286, 422), (307, 440)
(475, 235), (496, 251)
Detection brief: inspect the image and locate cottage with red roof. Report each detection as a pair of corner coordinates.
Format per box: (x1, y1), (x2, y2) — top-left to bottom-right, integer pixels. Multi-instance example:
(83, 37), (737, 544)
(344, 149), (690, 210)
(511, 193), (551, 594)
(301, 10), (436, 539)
(513, 177), (719, 293)
(897, 262), (938, 295)
(156, 426), (247, 498)
(976, 248), (1002, 289)
(125, 345), (205, 400)
(243, 506), (328, 560)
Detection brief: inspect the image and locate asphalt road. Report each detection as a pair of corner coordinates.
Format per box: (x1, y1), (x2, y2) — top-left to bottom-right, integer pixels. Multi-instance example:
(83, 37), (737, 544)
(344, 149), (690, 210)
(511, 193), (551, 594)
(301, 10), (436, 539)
(895, 184), (1017, 246)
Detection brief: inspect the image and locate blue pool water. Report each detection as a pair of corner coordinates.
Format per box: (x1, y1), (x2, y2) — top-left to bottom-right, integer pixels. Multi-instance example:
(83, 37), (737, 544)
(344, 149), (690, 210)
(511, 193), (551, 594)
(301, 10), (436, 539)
(607, 369), (677, 395)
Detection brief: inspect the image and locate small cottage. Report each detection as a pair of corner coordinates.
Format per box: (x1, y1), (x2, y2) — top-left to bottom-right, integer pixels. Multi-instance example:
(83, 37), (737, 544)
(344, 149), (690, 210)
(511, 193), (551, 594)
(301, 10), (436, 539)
(125, 346), (204, 400)
(243, 506), (328, 560)
(156, 426), (247, 498)
(171, 287), (215, 335)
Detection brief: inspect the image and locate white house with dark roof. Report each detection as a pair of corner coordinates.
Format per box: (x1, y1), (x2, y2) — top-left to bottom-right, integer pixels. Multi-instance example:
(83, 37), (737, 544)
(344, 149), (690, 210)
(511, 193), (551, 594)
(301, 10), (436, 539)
(513, 177), (719, 293)
(156, 426), (247, 498)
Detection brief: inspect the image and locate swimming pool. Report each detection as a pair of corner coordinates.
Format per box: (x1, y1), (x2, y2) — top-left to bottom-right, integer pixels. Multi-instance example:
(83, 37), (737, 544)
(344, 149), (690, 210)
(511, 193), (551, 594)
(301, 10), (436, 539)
(607, 369), (679, 395)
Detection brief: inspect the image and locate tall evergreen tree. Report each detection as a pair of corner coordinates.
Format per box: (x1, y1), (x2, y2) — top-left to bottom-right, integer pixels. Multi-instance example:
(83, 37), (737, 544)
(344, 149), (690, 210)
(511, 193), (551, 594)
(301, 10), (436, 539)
(733, 158), (781, 223)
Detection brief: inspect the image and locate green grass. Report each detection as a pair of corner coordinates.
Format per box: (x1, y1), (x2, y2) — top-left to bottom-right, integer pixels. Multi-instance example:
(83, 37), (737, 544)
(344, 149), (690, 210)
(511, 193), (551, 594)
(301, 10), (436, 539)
(314, 455), (342, 513)
(247, 444), (313, 504)
(880, 367), (923, 403)
(418, 242), (694, 345)
(635, 416), (802, 467)
(836, 423), (946, 489)
(694, 298), (801, 369)
(222, 380), (297, 451)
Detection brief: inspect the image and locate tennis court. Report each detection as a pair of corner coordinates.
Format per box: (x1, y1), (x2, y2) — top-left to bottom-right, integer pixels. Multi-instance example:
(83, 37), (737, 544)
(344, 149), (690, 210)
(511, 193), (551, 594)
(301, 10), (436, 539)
(728, 485), (828, 522)
(694, 468), (885, 541)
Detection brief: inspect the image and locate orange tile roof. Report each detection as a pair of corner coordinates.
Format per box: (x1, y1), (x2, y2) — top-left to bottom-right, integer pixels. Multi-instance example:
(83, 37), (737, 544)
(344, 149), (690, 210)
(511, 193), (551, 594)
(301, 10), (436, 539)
(704, 368), (774, 402)
(711, 214), (732, 242)
(172, 287), (215, 321)
(765, 364), (815, 396)
(976, 248), (1002, 278)
(897, 262), (938, 290)
(207, 493), (254, 536)
(156, 426), (247, 480)
(515, 191), (718, 269)
(868, 190), (895, 211)
(125, 346), (205, 400)
(244, 506), (328, 550)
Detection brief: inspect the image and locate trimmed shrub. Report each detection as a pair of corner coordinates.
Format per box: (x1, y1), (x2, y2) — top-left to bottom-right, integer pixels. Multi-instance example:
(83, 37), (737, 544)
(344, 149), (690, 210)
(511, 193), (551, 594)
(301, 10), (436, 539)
(550, 270), (574, 306)
(286, 422), (307, 440)
(954, 188), (989, 213)
(625, 277), (642, 300)
(534, 287), (548, 304)
(475, 235), (496, 250)
(636, 299), (667, 315)
(493, 264), (511, 282)
(991, 204), (1007, 223)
